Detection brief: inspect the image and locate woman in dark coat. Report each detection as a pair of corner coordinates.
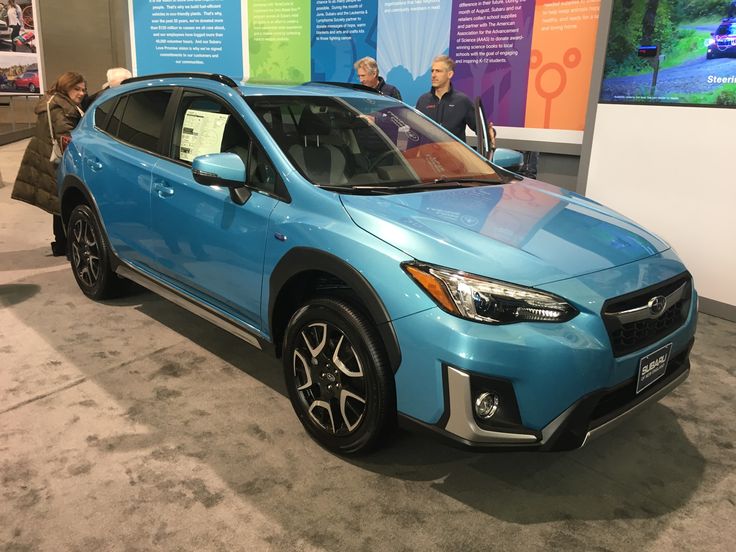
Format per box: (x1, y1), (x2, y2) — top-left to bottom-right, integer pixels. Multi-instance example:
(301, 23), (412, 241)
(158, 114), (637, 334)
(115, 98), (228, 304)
(12, 72), (87, 256)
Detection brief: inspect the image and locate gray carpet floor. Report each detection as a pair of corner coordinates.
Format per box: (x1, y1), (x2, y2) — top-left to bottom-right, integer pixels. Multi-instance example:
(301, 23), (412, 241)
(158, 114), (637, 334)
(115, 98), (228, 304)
(1, 140), (734, 551)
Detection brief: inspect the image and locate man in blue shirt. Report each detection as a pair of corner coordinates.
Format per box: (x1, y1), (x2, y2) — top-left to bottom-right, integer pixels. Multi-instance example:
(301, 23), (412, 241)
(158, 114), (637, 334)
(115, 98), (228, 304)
(416, 55), (494, 145)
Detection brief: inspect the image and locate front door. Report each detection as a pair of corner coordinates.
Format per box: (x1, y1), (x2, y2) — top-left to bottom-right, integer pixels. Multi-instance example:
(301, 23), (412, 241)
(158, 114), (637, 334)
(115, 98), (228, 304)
(147, 91), (280, 331)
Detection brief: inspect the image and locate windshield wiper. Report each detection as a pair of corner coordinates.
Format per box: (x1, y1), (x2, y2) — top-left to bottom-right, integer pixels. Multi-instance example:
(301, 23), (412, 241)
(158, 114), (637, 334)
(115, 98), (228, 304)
(384, 178), (502, 191)
(316, 177), (502, 194)
(316, 184), (395, 194)
(431, 177), (502, 185)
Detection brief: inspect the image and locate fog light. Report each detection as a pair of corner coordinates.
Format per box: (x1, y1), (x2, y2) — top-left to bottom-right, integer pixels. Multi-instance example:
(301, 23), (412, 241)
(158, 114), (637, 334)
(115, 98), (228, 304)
(474, 392), (499, 419)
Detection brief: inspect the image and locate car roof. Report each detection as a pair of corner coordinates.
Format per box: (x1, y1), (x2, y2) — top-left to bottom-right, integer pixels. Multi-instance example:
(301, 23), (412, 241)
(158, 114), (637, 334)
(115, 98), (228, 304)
(116, 73), (392, 101)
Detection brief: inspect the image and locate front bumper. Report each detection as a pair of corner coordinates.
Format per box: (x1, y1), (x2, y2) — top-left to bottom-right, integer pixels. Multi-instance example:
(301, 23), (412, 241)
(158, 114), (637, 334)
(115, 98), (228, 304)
(392, 260), (698, 450)
(399, 338), (693, 451)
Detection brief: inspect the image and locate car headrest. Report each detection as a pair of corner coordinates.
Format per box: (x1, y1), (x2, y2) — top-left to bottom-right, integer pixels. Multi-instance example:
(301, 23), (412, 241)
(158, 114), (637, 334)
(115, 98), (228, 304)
(298, 109), (332, 136)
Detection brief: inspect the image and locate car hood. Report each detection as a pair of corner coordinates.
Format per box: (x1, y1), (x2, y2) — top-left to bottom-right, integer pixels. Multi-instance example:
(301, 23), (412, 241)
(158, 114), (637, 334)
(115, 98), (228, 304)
(341, 178), (669, 286)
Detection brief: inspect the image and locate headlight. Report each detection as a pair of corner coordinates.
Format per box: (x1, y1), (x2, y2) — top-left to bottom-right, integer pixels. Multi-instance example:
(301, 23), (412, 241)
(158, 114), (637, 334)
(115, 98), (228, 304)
(705, 38), (715, 46)
(402, 262), (578, 324)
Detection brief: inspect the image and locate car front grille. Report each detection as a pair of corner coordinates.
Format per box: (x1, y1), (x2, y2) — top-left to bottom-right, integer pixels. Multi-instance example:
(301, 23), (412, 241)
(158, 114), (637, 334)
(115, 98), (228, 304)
(601, 272), (692, 357)
(588, 341), (692, 429)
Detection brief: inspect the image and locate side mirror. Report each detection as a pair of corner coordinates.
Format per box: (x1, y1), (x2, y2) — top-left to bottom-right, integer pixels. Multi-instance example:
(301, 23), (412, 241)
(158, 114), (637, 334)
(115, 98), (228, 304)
(192, 152), (246, 187)
(492, 148), (524, 173)
(192, 153), (251, 204)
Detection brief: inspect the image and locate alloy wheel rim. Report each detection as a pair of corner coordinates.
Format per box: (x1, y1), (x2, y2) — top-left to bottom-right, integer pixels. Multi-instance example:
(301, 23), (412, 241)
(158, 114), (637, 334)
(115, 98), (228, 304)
(292, 321), (367, 435)
(71, 217), (101, 288)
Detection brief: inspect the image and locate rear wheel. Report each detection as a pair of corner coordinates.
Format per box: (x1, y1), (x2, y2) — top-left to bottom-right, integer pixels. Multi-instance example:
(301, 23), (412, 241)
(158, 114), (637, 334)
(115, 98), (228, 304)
(28, 83), (36, 93)
(283, 298), (396, 454)
(68, 204), (125, 300)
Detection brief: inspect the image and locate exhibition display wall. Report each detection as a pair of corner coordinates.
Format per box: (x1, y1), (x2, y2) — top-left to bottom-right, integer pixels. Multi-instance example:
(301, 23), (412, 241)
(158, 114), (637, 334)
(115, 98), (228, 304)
(583, 0), (736, 317)
(0, 0), (42, 96)
(128, 0), (601, 145)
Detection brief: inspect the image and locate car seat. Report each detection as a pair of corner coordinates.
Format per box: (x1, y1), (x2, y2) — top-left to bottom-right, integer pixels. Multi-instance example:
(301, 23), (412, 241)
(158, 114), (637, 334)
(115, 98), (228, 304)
(288, 109), (347, 186)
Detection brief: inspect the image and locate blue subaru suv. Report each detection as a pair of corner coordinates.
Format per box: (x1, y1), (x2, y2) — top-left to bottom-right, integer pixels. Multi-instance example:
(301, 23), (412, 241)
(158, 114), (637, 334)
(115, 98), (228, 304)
(58, 73), (697, 455)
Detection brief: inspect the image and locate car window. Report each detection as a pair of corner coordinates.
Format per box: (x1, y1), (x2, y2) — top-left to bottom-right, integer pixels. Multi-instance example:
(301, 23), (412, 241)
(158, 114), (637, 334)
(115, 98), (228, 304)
(170, 91), (277, 193)
(107, 96), (127, 137)
(94, 97), (117, 131)
(171, 92), (240, 163)
(247, 95), (503, 189)
(116, 90), (173, 152)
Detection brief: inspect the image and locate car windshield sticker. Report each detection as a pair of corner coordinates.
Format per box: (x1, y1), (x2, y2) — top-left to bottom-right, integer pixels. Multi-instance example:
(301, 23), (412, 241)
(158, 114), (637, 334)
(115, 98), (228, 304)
(180, 109), (230, 162)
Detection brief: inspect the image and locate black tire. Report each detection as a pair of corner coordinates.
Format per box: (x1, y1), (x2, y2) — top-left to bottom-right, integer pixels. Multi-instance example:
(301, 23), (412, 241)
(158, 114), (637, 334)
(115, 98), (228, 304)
(28, 83), (36, 93)
(706, 51), (714, 60)
(68, 204), (125, 300)
(283, 298), (396, 455)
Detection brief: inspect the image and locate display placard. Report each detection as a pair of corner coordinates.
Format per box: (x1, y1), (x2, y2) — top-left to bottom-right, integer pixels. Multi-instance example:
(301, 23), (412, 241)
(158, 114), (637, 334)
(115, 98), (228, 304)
(179, 109), (229, 162)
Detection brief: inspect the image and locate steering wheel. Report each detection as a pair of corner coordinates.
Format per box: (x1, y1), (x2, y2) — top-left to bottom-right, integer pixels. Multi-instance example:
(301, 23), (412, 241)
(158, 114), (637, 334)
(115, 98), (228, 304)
(367, 150), (400, 172)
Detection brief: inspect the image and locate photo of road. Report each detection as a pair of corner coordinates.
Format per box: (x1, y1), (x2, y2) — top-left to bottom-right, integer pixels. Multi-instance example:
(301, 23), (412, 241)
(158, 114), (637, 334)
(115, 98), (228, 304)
(600, 0), (736, 107)
(601, 56), (736, 102)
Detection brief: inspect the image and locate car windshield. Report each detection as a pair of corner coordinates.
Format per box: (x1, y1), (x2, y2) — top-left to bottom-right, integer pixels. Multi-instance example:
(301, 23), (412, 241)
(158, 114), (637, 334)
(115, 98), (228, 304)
(246, 95), (507, 192)
(715, 24), (734, 35)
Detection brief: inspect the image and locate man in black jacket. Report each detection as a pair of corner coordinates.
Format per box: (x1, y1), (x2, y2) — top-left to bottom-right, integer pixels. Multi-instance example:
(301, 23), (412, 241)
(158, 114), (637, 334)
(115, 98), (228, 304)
(354, 57), (402, 101)
(415, 55), (495, 146)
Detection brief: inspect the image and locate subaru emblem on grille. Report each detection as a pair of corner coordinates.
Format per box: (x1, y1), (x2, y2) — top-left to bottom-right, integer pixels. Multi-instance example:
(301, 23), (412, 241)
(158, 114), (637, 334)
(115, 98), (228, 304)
(648, 295), (667, 317)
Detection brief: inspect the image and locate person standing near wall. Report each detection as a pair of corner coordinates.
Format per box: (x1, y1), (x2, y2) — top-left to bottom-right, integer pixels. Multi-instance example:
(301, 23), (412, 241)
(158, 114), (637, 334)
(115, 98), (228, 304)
(12, 72), (87, 256)
(83, 67), (132, 109)
(354, 57), (402, 100)
(415, 55), (481, 142)
(7, 0), (22, 52)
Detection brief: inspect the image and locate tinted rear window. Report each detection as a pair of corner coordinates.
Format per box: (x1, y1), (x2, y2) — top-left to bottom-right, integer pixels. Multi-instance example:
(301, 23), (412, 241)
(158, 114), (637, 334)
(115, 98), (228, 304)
(116, 90), (172, 152)
(94, 97), (117, 131)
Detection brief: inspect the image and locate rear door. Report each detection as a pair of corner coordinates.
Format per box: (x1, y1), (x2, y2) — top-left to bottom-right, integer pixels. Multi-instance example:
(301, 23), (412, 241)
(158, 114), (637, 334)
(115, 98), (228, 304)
(83, 89), (174, 266)
(147, 89), (280, 330)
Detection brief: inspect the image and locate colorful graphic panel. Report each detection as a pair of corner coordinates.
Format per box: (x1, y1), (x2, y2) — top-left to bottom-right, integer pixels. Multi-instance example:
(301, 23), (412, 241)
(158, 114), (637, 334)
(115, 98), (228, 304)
(450, 0), (537, 127)
(311, 0), (377, 82)
(128, 0), (604, 135)
(249, 0), (310, 83)
(377, 0), (452, 107)
(130, 0), (243, 77)
(526, 0), (601, 129)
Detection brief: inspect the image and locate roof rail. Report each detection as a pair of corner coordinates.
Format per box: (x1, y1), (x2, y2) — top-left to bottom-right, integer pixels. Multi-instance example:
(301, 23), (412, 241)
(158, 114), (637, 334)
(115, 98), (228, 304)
(307, 81), (382, 95)
(121, 72), (240, 88)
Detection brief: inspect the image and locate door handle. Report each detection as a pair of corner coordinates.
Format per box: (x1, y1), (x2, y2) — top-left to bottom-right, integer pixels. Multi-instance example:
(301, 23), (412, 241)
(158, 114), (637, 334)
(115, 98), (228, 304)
(85, 158), (103, 172)
(153, 181), (175, 198)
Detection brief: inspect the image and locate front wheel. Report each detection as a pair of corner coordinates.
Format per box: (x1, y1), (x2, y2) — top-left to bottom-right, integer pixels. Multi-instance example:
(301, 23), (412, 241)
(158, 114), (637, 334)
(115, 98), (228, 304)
(283, 298), (396, 454)
(68, 204), (125, 300)
(28, 83), (36, 93)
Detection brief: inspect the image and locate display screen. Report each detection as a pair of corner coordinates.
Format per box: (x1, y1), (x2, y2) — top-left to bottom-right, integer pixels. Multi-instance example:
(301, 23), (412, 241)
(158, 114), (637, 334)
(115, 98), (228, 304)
(600, 0), (736, 107)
